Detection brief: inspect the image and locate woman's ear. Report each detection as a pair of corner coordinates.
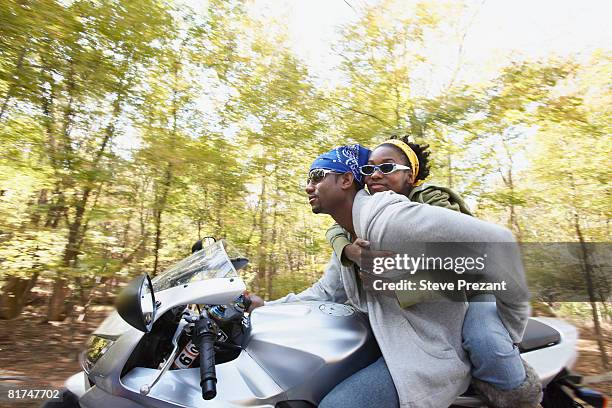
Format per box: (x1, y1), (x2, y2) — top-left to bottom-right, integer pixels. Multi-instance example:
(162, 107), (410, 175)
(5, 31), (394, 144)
(405, 170), (414, 187)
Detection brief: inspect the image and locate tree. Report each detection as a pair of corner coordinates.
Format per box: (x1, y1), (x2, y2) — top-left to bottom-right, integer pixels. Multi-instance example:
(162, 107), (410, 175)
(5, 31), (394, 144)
(0, 0), (176, 320)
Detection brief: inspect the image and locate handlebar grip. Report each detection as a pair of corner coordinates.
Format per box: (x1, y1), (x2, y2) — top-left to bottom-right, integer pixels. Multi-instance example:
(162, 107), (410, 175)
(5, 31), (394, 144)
(194, 318), (217, 400)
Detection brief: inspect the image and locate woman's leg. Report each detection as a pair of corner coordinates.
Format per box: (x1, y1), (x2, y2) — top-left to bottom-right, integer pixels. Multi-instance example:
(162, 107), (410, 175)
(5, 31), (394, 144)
(462, 294), (525, 389)
(319, 356), (399, 408)
(463, 294), (543, 408)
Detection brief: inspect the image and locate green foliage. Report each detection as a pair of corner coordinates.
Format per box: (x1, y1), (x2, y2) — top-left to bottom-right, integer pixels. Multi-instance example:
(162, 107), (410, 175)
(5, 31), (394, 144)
(0, 1), (609, 318)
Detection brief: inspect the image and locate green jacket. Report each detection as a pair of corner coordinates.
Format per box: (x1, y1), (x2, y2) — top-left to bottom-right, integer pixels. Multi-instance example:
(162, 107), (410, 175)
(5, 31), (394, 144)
(407, 183), (472, 216)
(325, 183), (472, 308)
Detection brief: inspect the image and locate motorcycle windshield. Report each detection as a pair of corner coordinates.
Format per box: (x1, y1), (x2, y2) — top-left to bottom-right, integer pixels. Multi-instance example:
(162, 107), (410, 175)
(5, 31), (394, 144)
(152, 240), (241, 292)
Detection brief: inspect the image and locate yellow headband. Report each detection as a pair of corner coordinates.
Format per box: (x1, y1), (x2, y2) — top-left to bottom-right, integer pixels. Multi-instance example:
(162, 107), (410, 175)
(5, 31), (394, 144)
(381, 139), (422, 185)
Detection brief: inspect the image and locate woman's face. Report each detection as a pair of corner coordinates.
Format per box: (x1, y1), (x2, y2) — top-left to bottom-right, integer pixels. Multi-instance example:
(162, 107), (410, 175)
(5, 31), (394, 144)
(365, 145), (413, 196)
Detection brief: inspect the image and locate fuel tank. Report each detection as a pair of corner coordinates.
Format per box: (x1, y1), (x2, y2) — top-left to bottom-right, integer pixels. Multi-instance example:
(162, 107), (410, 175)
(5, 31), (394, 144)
(119, 301), (380, 407)
(246, 301), (380, 401)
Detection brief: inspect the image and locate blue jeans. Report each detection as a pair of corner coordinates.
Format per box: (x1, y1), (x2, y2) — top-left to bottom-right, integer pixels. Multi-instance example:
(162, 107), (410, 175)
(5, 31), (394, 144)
(462, 294), (526, 390)
(319, 356), (399, 408)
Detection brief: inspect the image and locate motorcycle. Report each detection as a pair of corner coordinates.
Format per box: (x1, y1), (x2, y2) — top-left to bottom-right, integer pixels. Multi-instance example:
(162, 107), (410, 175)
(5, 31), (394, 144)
(56, 240), (606, 408)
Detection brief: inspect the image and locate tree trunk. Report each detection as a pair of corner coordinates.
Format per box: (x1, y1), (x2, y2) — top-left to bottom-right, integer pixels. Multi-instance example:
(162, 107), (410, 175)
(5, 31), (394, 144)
(569, 173), (609, 369)
(574, 212), (609, 369)
(215, 190), (225, 238)
(29, 189), (48, 227)
(48, 168), (105, 322)
(600, 300), (610, 323)
(42, 50), (128, 322)
(0, 47), (26, 122)
(46, 277), (71, 322)
(152, 208), (163, 276)
(0, 273), (39, 319)
(506, 167), (523, 241)
(44, 187), (66, 229)
(152, 165), (173, 276)
(62, 188), (91, 266)
(265, 184), (279, 299)
(151, 62), (181, 275)
(48, 142), (103, 322)
(446, 149), (453, 189)
(256, 176), (268, 297)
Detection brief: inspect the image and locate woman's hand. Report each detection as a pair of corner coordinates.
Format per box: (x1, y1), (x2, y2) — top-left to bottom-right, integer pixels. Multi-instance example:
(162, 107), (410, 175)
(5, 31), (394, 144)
(343, 239), (395, 269)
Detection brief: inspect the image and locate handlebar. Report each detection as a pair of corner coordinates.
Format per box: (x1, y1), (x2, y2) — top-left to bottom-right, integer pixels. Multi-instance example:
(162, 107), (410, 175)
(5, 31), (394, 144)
(193, 311), (218, 400)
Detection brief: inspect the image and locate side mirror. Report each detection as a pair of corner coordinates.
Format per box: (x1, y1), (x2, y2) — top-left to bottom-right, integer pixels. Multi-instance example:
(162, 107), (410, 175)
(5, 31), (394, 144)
(191, 237), (217, 254)
(116, 274), (156, 332)
(230, 257), (249, 270)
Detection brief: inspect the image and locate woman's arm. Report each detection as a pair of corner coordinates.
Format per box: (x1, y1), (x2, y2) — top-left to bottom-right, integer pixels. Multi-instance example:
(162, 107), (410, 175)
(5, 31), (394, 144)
(411, 185), (472, 215)
(326, 223), (353, 266)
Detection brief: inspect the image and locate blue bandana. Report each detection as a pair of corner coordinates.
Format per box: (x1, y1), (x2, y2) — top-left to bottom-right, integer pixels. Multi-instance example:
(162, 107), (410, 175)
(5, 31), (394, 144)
(309, 144), (371, 186)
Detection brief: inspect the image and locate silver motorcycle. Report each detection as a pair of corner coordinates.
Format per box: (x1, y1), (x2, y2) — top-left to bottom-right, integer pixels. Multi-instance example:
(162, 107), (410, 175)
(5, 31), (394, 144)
(56, 240), (606, 408)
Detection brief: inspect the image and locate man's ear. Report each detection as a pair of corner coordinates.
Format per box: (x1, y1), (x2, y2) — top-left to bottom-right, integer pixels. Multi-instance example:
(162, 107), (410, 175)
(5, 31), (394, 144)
(339, 172), (355, 190)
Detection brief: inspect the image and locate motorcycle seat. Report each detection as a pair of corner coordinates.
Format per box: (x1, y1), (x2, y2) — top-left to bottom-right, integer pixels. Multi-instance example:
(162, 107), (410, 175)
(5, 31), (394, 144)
(518, 319), (561, 352)
(457, 319), (562, 404)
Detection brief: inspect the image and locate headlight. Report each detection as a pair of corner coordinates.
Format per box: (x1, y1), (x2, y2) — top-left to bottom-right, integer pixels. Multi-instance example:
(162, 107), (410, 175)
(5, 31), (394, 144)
(79, 335), (116, 374)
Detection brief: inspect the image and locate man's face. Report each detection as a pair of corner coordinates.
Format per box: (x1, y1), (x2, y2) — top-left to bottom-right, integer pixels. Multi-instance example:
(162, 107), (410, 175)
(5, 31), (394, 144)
(304, 169), (343, 214)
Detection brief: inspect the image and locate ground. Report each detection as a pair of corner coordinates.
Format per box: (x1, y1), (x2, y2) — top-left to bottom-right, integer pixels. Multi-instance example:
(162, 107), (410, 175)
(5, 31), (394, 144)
(0, 306), (610, 408)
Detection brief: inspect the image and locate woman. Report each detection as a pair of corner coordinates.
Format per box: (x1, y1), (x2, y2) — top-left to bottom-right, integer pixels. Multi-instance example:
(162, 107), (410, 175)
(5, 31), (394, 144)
(323, 135), (542, 408)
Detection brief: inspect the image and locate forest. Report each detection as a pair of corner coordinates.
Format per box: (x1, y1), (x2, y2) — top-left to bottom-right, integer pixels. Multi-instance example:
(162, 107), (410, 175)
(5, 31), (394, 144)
(0, 0), (610, 371)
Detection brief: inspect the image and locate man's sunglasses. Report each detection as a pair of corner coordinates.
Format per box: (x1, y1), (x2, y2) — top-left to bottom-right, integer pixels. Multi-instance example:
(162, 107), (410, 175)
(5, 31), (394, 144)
(359, 163), (411, 176)
(307, 168), (343, 185)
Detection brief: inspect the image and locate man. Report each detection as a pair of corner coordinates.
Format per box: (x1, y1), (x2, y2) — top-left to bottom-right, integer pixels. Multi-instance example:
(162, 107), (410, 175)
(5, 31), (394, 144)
(250, 145), (533, 408)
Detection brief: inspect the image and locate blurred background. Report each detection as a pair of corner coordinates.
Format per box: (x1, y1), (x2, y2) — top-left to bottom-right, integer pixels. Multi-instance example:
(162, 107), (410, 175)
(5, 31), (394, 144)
(0, 0), (610, 402)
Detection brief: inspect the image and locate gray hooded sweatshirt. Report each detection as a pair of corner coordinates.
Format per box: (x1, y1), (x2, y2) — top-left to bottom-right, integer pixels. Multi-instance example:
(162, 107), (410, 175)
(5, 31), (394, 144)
(271, 190), (530, 407)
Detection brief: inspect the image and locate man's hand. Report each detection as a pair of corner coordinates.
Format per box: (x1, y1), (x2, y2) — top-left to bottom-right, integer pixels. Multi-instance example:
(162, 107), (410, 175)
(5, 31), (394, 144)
(343, 238), (395, 269)
(243, 291), (264, 312)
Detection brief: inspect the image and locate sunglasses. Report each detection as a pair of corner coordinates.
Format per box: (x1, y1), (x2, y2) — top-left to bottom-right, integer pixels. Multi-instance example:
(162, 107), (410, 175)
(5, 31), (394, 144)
(307, 168), (343, 185)
(359, 163), (411, 176)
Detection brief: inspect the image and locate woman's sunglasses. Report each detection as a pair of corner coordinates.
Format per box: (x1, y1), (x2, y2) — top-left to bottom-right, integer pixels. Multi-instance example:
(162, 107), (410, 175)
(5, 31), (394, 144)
(359, 163), (411, 176)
